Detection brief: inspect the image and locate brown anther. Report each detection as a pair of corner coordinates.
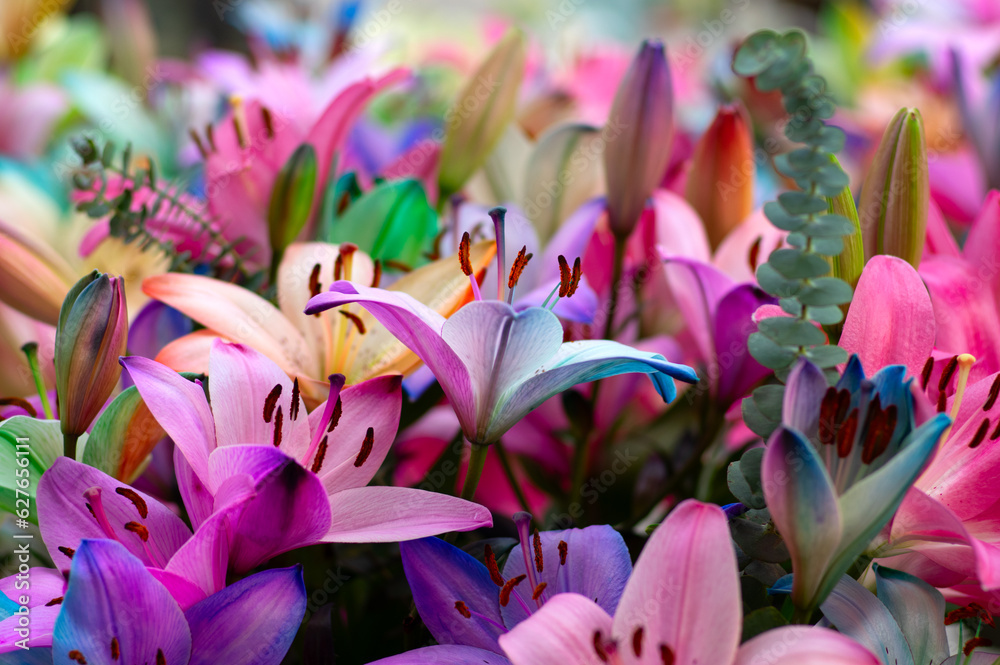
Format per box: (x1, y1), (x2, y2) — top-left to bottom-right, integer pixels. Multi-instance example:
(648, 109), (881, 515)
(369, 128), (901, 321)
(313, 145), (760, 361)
(115, 487), (148, 519)
(339, 310), (367, 334)
(557, 255), (571, 297)
(261, 106), (275, 139)
(484, 544), (504, 587)
(748, 235), (763, 274)
(68, 650), (87, 664)
(290, 378), (301, 421)
(45, 596), (64, 606)
(124, 521), (149, 542)
(939, 355), (959, 392)
(308, 263), (322, 299)
(0, 397), (36, 417)
(459, 232), (473, 276)
(986, 374), (1000, 411)
(567, 257), (582, 297)
(454, 601), (471, 619)
(189, 129), (208, 159)
(157, 648), (167, 665)
(660, 644), (676, 665)
(632, 627), (644, 657)
(964, 637), (992, 656)
(558, 540), (568, 566)
(969, 418), (990, 449)
(530, 582), (547, 600)
(508, 246), (531, 289)
(371, 260), (382, 288)
(818, 387), (839, 446)
(86, 503), (95, 519)
(59, 546), (75, 558)
(937, 391), (949, 413)
(498, 574), (526, 607)
(860, 397), (889, 465)
(233, 115), (248, 150)
(532, 529), (544, 573)
(383, 259), (412, 272)
(592, 630), (609, 663)
(272, 406), (283, 448)
(111, 637), (120, 660)
(327, 398), (343, 433)
(354, 427), (374, 467)
(311, 436), (328, 474)
(969, 602), (995, 627)
(205, 123), (216, 151)
(920, 356), (934, 390)
(837, 409), (859, 458)
(991, 420), (1000, 441)
(334, 254), (343, 280)
(945, 606), (978, 625)
(263, 384), (282, 423)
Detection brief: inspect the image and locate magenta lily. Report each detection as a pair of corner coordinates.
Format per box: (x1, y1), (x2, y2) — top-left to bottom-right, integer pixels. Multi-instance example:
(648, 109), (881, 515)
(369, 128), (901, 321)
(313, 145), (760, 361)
(121, 338), (491, 572)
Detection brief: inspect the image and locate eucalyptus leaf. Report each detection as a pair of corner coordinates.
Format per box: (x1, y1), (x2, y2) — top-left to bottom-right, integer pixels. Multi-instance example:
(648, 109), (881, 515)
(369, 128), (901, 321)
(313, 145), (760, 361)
(758, 317), (828, 346)
(797, 277), (853, 306)
(748, 332), (798, 370)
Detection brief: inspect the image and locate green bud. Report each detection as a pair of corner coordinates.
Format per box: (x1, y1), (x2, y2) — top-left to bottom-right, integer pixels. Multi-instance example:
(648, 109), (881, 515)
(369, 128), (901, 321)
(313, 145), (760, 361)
(268, 143), (318, 257)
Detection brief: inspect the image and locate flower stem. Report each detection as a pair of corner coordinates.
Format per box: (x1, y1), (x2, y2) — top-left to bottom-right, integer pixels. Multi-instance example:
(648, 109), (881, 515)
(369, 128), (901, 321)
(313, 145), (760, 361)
(21, 343), (54, 419)
(495, 440), (531, 513)
(603, 236), (627, 341)
(790, 606), (814, 625)
(63, 432), (79, 461)
(460, 442), (489, 502)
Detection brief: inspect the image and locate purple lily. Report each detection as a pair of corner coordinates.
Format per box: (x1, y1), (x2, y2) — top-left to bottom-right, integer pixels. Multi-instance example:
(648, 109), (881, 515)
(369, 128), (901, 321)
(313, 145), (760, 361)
(0, 538), (305, 665)
(120, 339), (490, 573)
(305, 208), (698, 498)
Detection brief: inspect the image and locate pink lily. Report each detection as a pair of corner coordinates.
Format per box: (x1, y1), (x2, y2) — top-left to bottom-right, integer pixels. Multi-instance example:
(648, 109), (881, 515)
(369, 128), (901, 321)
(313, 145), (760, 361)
(121, 338), (491, 572)
(496, 500), (878, 665)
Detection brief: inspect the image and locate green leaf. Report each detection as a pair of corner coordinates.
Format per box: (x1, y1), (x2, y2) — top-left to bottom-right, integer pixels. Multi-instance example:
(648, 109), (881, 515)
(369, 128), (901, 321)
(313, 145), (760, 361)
(763, 201), (805, 232)
(753, 384), (786, 418)
(810, 236), (845, 255)
(0, 418), (67, 522)
(768, 248), (831, 279)
(804, 213), (856, 237)
(758, 317), (828, 346)
(741, 607), (789, 642)
(809, 126), (846, 153)
(756, 263), (802, 298)
(733, 30), (782, 76)
(808, 304), (845, 325)
(810, 164), (851, 197)
(797, 277), (853, 306)
(779, 297), (803, 316)
(748, 332), (798, 370)
(727, 447), (767, 509)
(804, 344), (848, 368)
(268, 143), (318, 256)
(743, 393), (781, 438)
(778, 191), (828, 215)
(731, 515), (789, 562)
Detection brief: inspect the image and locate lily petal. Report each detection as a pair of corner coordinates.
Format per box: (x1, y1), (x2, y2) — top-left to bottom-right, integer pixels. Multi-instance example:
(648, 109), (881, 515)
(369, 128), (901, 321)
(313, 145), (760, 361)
(783, 358), (830, 435)
(369, 645), (511, 664)
(819, 574), (913, 665)
(498, 593), (613, 665)
(733, 626), (880, 665)
(872, 564), (949, 665)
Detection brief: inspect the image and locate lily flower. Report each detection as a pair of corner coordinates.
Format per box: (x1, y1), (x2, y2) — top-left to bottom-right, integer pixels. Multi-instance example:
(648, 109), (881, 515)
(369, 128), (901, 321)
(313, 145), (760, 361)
(122, 338), (490, 572)
(145, 240), (494, 404)
(0, 538), (306, 665)
(305, 208), (698, 496)
(763, 356), (950, 615)
(382, 501), (877, 664)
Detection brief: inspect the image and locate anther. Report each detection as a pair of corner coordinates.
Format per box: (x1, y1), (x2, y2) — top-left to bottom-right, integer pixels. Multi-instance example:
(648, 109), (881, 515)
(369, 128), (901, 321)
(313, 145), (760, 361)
(205, 123), (216, 151)
(337, 243), (358, 281)
(660, 644), (676, 665)
(454, 601), (471, 619)
(969, 418), (990, 449)
(939, 355), (959, 392)
(68, 651), (87, 664)
(124, 522), (149, 542)
(748, 235), (762, 274)
(231, 96), (248, 150)
(290, 378), (301, 421)
(991, 420), (1000, 441)
(261, 106), (275, 140)
(115, 487), (149, 519)
(484, 544), (504, 587)
(340, 310), (366, 334)
(272, 406), (283, 447)
(308, 263), (322, 299)
(157, 648), (167, 665)
(965, 637), (992, 656)
(558, 540), (568, 566)
(59, 546), (75, 558)
(986, 375), (1000, 411)
(263, 384), (282, 423)
(371, 260), (382, 288)
(567, 257), (581, 297)
(837, 409), (858, 458)
(920, 357), (934, 390)
(592, 631), (610, 663)
(532, 529), (544, 573)
(558, 255), (571, 297)
(937, 391), (948, 413)
(111, 637), (120, 660)
(311, 436), (328, 474)
(498, 574), (526, 607)
(459, 232), (473, 276)
(327, 398), (343, 433)
(818, 387), (839, 446)
(45, 596), (64, 606)
(354, 428), (374, 467)
(189, 129), (208, 159)
(508, 246), (531, 289)
(632, 627), (644, 657)
(531, 582), (547, 600)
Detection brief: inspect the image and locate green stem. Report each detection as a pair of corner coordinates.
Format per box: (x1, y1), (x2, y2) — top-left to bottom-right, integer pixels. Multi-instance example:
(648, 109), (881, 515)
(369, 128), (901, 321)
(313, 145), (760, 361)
(21, 343), (54, 419)
(790, 606), (814, 625)
(460, 443), (489, 502)
(494, 440), (531, 513)
(63, 432), (79, 461)
(603, 236), (627, 341)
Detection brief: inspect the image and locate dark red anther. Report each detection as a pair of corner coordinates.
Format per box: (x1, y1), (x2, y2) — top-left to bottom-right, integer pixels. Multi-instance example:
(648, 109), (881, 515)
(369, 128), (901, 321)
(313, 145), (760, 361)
(59, 546), (75, 558)
(189, 129), (208, 159)
(660, 644), (676, 665)
(454, 601), (471, 619)
(531, 582), (547, 600)
(354, 427), (374, 467)
(986, 374), (1000, 411)
(327, 398), (343, 433)
(748, 235), (762, 274)
(484, 544), (504, 587)
(818, 387), (839, 446)
(969, 418), (990, 449)
(567, 257), (582, 297)
(945, 606), (978, 625)
(937, 391), (949, 413)
(508, 245), (532, 289)
(459, 232), (473, 276)
(532, 529), (543, 573)
(632, 627), (644, 657)
(991, 420), (1000, 441)
(592, 631), (609, 663)
(970, 602), (996, 628)
(45, 596), (63, 606)
(263, 384), (282, 423)
(939, 355), (959, 392)
(124, 522), (149, 542)
(290, 378), (301, 421)
(334, 254), (343, 280)
(920, 356), (934, 390)
(205, 123), (216, 151)
(110, 636), (120, 660)
(557, 255), (571, 297)
(558, 540), (568, 565)
(272, 406), (283, 447)
(371, 260), (382, 288)
(861, 397), (891, 465)
(499, 574), (526, 607)
(261, 106), (275, 140)
(964, 637), (992, 656)
(837, 409), (859, 458)
(115, 487), (148, 519)
(339, 310), (367, 334)
(308, 263), (322, 300)
(311, 436), (328, 474)
(68, 650), (87, 664)
(157, 648), (167, 665)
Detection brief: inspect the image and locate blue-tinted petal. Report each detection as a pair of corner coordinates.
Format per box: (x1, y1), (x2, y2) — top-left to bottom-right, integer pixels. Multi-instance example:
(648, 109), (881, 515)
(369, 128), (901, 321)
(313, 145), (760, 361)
(820, 575), (914, 665)
(836, 355), (866, 393)
(873, 564), (949, 665)
(369, 645), (511, 664)
(783, 357), (828, 436)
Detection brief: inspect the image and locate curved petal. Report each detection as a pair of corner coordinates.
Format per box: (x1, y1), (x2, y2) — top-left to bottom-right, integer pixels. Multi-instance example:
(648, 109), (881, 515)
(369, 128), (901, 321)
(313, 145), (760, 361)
(733, 626), (880, 665)
(713, 283), (775, 406)
(783, 358), (829, 435)
(819, 575), (913, 665)
(53, 539), (191, 665)
(661, 256), (733, 364)
(872, 564), (949, 665)
(652, 189), (712, 263)
(369, 645), (511, 664)
(323, 486), (492, 543)
(399, 537), (504, 653)
(762, 427), (843, 612)
(498, 593), (613, 665)
(840, 255), (935, 380)
(186, 566), (306, 665)
(612, 499), (740, 665)
(155, 329), (219, 375)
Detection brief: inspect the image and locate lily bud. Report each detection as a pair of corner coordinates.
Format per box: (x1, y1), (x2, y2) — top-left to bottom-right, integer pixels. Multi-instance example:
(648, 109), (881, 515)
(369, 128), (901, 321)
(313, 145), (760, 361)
(0, 221), (75, 326)
(268, 143), (318, 261)
(55, 272), (128, 447)
(438, 29), (526, 200)
(604, 39), (674, 240)
(825, 156), (864, 290)
(858, 108), (929, 268)
(685, 102), (754, 249)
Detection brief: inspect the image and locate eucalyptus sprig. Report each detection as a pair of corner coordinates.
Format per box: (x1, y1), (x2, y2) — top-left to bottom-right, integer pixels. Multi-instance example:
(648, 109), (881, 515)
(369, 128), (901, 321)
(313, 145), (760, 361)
(732, 30), (857, 437)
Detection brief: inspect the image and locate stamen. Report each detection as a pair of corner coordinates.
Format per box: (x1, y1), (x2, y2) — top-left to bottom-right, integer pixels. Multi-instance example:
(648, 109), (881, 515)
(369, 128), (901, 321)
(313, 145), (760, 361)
(558, 255), (571, 297)
(205, 123), (216, 151)
(272, 406), (283, 447)
(354, 427), (374, 467)
(937, 392), (948, 413)
(969, 419), (990, 449)
(84, 487), (119, 540)
(334, 254), (343, 280)
(45, 596), (63, 606)
(508, 246), (531, 290)
(189, 129), (208, 159)
(632, 627), (644, 657)
(110, 637), (120, 660)
(943, 354), (977, 440)
(459, 232), (473, 276)
(567, 257), (582, 297)
(311, 436), (328, 473)
(371, 260), (382, 288)
(383, 259), (412, 272)
(991, 420), (1000, 441)
(68, 650), (87, 664)
(592, 630), (610, 663)
(660, 644), (676, 665)
(965, 637), (992, 656)
(231, 96), (249, 149)
(454, 601), (472, 619)
(124, 521), (150, 542)
(489, 207), (507, 301)
(484, 544), (505, 587)
(290, 378), (301, 421)
(338, 243), (358, 281)
(0, 397), (36, 417)
(939, 355), (959, 392)
(920, 357), (934, 390)
(748, 235), (762, 274)
(531, 582), (547, 600)
(837, 409), (858, 458)
(532, 529), (544, 573)
(309, 263), (322, 299)
(157, 649), (166, 665)
(818, 387), (839, 445)
(860, 396), (884, 465)
(499, 574), (526, 607)
(59, 546), (75, 558)
(115, 487), (148, 519)
(558, 540), (568, 565)
(986, 374), (1000, 411)
(261, 106), (275, 139)
(339, 310), (367, 334)
(263, 384), (282, 423)
(327, 398), (343, 433)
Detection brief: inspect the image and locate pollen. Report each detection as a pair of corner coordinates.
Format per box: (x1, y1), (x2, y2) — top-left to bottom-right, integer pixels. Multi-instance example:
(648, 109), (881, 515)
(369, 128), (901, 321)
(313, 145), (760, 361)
(327, 398), (343, 433)
(290, 378), (301, 421)
(632, 627), (644, 657)
(558, 255), (571, 297)
(532, 529), (544, 573)
(309, 263), (322, 300)
(508, 245), (532, 289)
(499, 574), (526, 607)
(124, 521), (150, 542)
(59, 546), (76, 558)
(484, 544), (504, 587)
(531, 582), (547, 600)
(110, 637), (120, 660)
(985, 374), (1000, 411)
(558, 540), (568, 566)
(261, 106), (275, 140)
(939, 355), (959, 392)
(920, 356), (933, 390)
(340, 310), (367, 334)
(272, 406), (283, 447)
(263, 384), (282, 423)
(115, 487), (149, 519)
(68, 650), (87, 664)
(311, 436), (328, 474)
(354, 427), (375, 467)
(459, 232), (474, 276)
(969, 418), (990, 449)
(454, 601), (471, 619)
